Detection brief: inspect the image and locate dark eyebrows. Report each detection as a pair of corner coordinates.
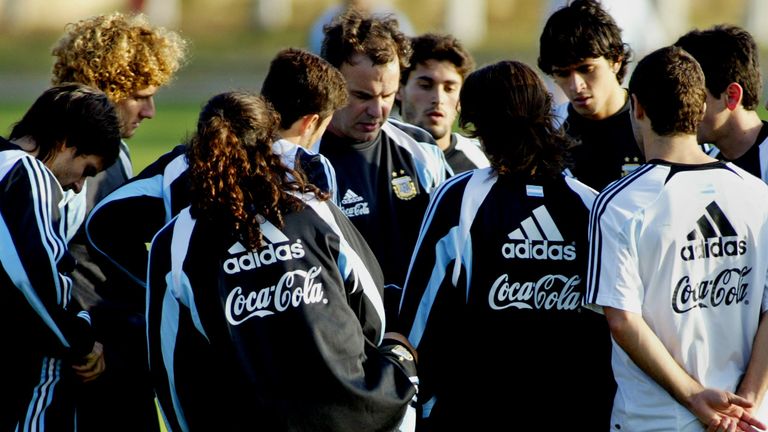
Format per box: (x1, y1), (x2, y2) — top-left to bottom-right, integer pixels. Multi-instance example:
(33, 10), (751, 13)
(415, 76), (436, 84)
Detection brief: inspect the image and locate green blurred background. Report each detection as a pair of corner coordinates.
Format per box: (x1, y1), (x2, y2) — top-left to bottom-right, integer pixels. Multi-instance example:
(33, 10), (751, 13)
(0, 0), (765, 173)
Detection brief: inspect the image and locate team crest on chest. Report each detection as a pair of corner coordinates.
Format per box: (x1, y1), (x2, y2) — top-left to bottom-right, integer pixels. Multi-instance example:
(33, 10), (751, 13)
(391, 170), (417, 200)
(621, 156), (641, 177)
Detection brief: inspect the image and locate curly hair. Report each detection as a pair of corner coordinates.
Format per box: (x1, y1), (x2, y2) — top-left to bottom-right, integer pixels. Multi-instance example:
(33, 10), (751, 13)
(401, 33), (475, 85)
(460, 61), (571, 179)
(51, 12), (188, 102)
(538, 0), (632, 84)
(187, 92), (328, 250)
(321, 7), (412, 70)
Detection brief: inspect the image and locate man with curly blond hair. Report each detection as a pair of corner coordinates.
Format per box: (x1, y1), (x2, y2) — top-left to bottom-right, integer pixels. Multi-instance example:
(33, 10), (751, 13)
(50, 12), (187, 432)
(52, 11), (187, 206)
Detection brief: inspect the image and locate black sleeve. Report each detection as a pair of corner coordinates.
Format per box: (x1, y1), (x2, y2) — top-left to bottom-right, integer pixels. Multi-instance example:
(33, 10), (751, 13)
(0, 161), (94, 359)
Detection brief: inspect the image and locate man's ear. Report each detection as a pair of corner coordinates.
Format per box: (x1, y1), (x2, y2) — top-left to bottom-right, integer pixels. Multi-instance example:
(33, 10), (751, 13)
(396, 86), (404, 103)
(725, 82), (743, 111)
(299, 113), (321, 136)
(612, 58), (623, 75)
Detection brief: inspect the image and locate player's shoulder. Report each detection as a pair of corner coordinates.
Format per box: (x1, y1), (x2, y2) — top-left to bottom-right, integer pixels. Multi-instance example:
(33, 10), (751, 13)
(295, 144), (331, 163)
(0, 146), (57, 188)
(452, 133), (480, 148)
(593, 163), (665, 216)
(382, 118), (446, 167)
(135, 144), (187, 180)
(562, 172), (598, 210)
(383, 118), (437, 145)
(552, 102), (570, 129)
(726, 161), (768, 191)
(435, 168), (480, 196)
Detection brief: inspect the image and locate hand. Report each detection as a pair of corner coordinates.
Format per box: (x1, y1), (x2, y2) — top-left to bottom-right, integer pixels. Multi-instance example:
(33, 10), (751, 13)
(692, 389), (766, 432)
(72, 341), (105, 383)
(707, 413), (766, 432)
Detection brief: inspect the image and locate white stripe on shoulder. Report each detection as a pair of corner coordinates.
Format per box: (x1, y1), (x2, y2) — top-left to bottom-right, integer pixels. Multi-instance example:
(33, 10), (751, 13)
(453, 133), (490, 169)
(165, 207), (209, 340)
(170, 208), (195, 296)
(454, 169), (495, 298)
(163, 154), (190, 223)
(303, 198), (387, 342)
(408, 169), (475, 263)
(563, 174), (598, 210)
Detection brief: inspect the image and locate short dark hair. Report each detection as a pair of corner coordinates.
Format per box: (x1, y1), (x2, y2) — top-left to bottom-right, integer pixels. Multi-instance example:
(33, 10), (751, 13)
(629, 46), (706, 137)
(10, 83), (121, 165)
(675, 24), (762, 111)
(261, 48), (348, 130)
(538, 0), (631, 83)
(460, 60), (571, 179)
(401, 33), (475, 85)
(321, 8), (412, 70)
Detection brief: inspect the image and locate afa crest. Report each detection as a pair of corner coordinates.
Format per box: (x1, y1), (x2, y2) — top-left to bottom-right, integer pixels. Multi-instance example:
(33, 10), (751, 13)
(391, 170), (417, 200)
(622, 156), (641, 177)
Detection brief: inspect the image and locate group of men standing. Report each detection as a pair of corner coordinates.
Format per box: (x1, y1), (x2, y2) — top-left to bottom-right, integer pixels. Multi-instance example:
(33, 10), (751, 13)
(4, 0), (768, 430)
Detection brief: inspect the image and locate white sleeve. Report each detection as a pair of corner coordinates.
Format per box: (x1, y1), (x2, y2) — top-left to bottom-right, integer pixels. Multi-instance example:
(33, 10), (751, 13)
(587, 205), (645, 313)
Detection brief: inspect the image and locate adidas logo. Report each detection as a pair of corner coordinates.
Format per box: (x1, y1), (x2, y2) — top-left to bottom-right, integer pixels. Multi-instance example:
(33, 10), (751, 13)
(341, 189), (364, 205)
(340, 189), (370, 218)
(680, 201), (746, 261)
(501, 205), (576, 261)
(222, 220), (305, 274)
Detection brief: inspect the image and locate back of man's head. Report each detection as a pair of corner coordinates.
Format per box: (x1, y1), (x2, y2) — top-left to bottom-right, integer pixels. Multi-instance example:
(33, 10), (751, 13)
(629, 46), (706, 137)
(321, 8), (411, 70)
(538, 0), (631, 83)
(675, 25), (762, 111)
(51, 12), (188, 103)
(401, 33), (475, 85)
(261, 48), (348, 130)
(10, 83), (121, 165)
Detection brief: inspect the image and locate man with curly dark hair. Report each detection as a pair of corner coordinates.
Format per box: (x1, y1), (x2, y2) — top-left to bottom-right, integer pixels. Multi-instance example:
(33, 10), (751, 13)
(315, 9), (450, 323)
(539, 0), (643, 190)
(51, 11), (188, 432)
